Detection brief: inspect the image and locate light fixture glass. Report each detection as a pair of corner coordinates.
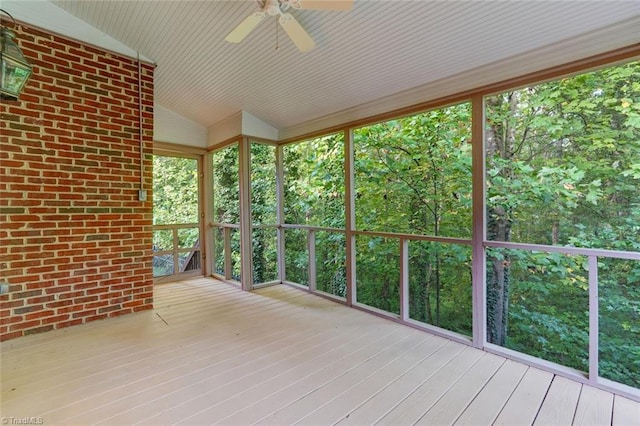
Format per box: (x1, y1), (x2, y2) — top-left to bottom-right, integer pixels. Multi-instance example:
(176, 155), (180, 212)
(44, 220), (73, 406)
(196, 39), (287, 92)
(1, 10), (32, 100)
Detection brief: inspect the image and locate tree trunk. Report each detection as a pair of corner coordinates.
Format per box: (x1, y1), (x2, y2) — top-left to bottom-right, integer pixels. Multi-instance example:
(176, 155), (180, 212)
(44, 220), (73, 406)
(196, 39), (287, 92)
(552, 220), (559, 245)
(486, 205), (511, 345)
(485, 93), (518, 346)
(424, 260), (433, 324)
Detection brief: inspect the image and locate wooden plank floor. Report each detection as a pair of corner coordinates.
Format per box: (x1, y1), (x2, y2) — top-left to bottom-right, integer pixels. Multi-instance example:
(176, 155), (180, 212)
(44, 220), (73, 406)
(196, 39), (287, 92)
(1, 277), (638, 425)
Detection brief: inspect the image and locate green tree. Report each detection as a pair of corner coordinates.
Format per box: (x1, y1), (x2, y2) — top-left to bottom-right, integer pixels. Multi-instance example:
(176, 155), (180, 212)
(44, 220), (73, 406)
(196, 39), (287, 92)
(212, 145), (241, 279)
(153, 155), (198, 225)
(485, 61), (640, 386)
(353, 103), (473, 334)
(152, 155), (200, 276)
(283, 134), (346, 295)
(251, 143), (277, 283)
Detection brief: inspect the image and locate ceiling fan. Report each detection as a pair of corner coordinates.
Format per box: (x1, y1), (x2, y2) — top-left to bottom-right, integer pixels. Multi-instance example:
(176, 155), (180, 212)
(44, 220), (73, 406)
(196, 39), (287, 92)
(225, 0), (353, 52)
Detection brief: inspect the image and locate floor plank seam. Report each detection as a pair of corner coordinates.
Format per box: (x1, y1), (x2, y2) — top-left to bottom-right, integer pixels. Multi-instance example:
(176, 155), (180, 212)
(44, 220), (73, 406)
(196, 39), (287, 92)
(332, 339), (450, 425)
(532, 374), (557, 425)
(370, 346), (473, 425)
(571, 384), (584, 425)
(490, 365), (531, 424)
(291, 335), (433, 425)
(410, 353), (498, 425)
(155, 312), (169, 326)
(450, 357), (507, 425)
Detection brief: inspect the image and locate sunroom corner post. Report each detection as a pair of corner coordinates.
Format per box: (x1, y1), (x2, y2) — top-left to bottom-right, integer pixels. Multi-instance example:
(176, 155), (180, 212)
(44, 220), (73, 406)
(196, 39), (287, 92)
(471, 94), (487, 349)
(239, 136), (254, 291)
(344, 128), (356, 306)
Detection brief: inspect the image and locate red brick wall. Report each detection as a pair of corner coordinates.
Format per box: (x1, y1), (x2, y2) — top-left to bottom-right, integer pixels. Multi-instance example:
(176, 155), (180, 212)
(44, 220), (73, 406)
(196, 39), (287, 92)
(0, 24), (154, 341)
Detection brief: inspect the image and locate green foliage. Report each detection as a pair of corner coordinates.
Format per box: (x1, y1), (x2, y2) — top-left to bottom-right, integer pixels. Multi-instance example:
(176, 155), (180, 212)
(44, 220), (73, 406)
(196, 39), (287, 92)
(212, 145), (240, 224)
(285, 229), (309, 285)
(283, 134), (346, 293)
(213, 227), (225, 276)
(252, 227), (278, 283)
(491, 248), (590, 371)
(251, 143), (277, 225)
(251, 143), (278, 283)
(153, 155), (199, 225)
(315, 231), (347, 298)
(409, 242), (472, 335)
(353, 104), (472, 237)
(486, 62), (640, 248)
(283, 134), (345, 228)
(356, 236), (400, 314)
(485, 61), (640, 387)
(212, 142), (279, 284)
(152, 155), (200, 277)
(353, 103), (473, 330)
(212, 145), (241, 280)
(598, 258), (640, 386)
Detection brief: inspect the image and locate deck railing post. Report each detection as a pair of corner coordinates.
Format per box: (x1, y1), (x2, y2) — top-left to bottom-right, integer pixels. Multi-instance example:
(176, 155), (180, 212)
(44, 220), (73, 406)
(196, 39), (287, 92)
(308, 229), (316, 292)
(224, 226), (232, 280)
(588, 254), (599, 384)
(172, 226), (179, 275)
(400, 238), (409, 322)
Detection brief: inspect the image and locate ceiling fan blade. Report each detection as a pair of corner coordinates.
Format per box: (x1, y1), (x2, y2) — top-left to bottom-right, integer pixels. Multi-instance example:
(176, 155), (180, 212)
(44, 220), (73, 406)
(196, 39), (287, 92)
(295, 0), (353, 10)
(225, 12), (265, 43)
(279, 13), (315, 52)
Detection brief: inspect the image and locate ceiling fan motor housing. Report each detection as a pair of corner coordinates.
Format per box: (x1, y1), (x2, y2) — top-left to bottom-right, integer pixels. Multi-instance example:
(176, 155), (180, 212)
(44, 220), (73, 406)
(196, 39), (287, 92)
(229, 0), (353, 52)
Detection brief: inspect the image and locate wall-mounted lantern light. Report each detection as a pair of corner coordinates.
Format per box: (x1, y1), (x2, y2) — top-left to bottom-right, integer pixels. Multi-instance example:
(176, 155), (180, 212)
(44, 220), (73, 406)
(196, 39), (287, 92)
(1, 9), (32, 100)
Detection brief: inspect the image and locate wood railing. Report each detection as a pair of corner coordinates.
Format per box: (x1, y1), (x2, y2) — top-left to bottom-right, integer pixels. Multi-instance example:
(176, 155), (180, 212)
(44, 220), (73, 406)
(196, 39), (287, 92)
(152, 223), (201, 278)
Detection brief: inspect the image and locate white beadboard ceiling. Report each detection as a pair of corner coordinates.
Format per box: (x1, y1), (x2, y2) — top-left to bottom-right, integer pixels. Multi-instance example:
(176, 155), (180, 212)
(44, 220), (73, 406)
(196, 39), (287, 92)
(24, 1), (640, 139)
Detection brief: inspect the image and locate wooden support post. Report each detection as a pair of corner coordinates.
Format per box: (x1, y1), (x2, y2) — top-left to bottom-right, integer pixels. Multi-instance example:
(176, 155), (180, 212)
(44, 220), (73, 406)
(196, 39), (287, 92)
(471, 95), (487, 349)
(201, 152), (212, 276)
(239, 137), (253, 291)
(276, 145), (286, 283)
